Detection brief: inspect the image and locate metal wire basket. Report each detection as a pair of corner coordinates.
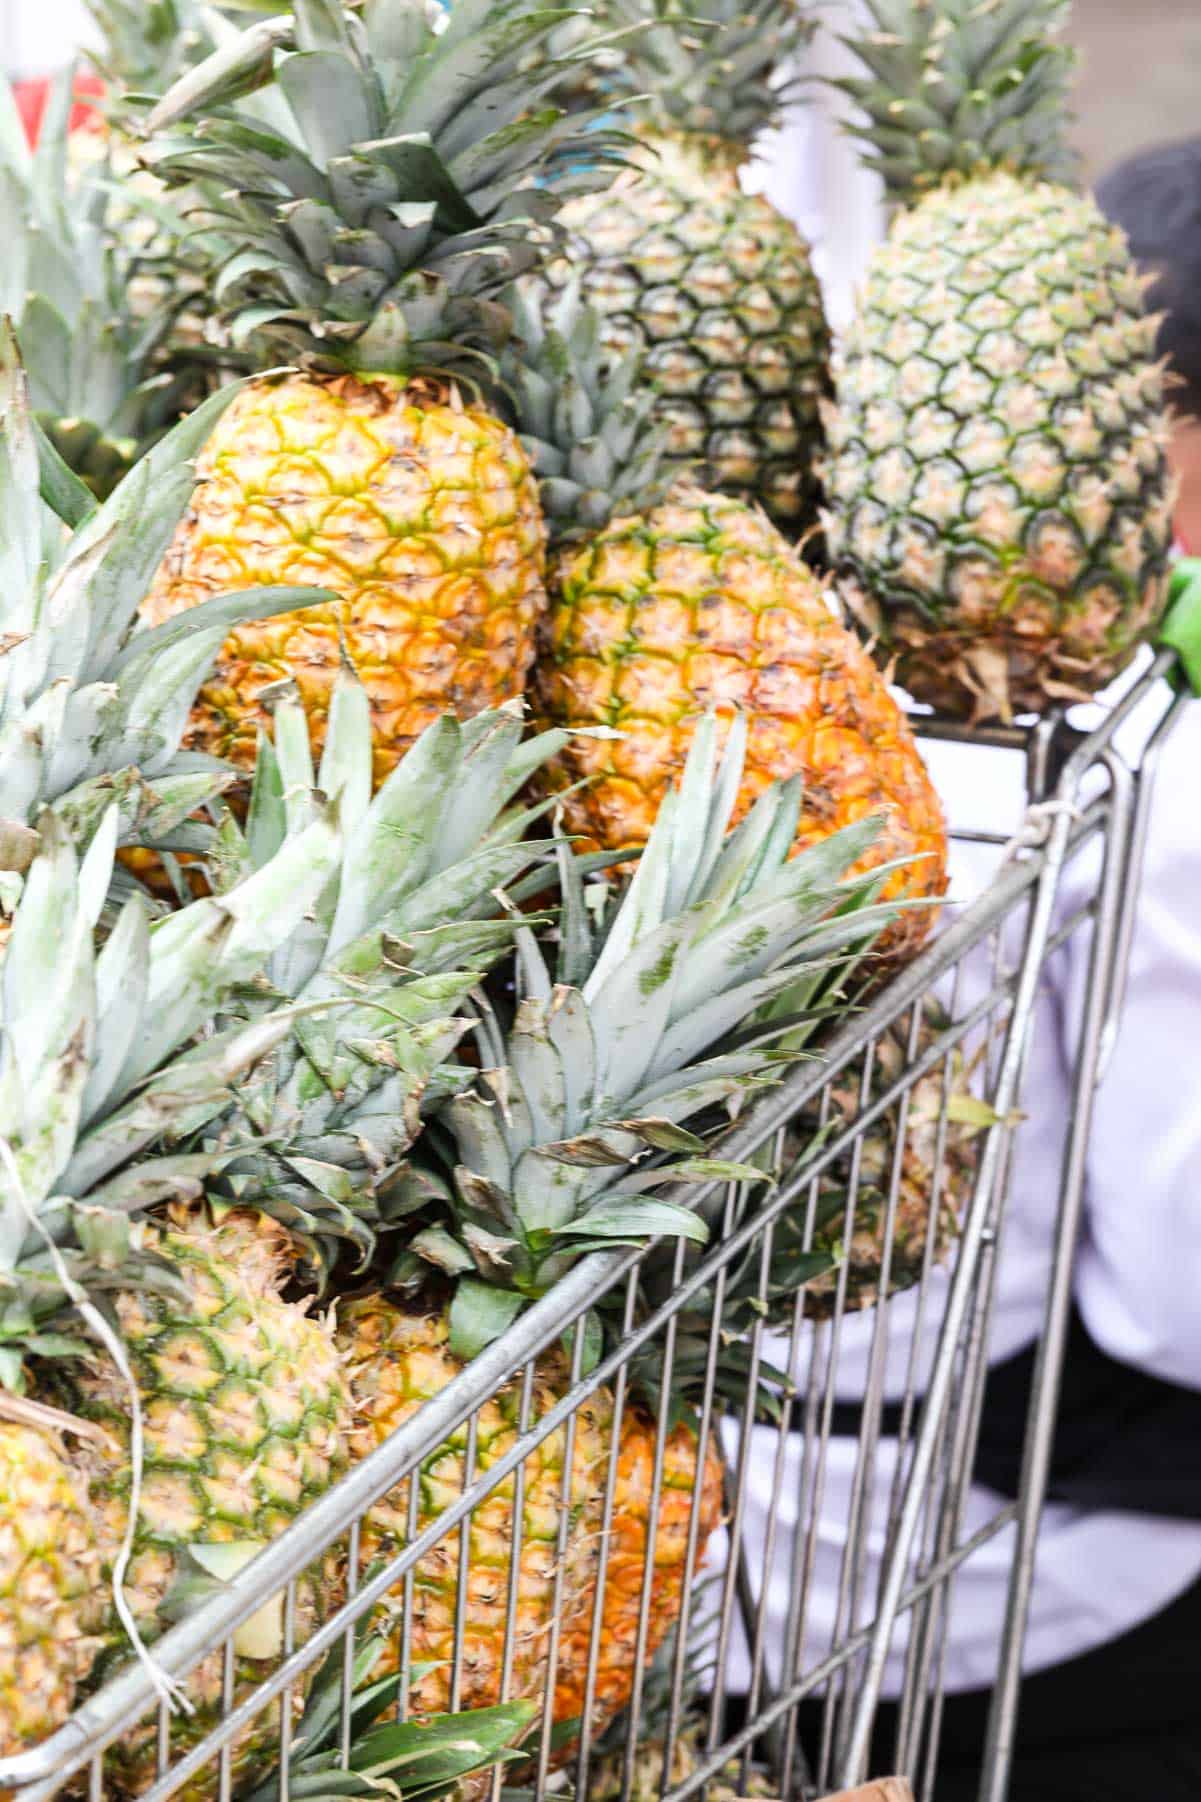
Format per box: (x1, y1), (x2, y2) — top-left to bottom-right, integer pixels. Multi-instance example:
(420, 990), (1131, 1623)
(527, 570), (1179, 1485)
(0, 652), (1186, 1802)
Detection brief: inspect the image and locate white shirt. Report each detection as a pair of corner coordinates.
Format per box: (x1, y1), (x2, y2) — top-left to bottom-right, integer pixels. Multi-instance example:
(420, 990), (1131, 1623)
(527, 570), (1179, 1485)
(715, 666), (1201, 1694)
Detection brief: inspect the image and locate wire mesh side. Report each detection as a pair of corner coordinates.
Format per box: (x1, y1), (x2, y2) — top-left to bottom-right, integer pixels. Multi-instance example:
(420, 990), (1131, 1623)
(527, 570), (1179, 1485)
(0, 664), (1182, 1802)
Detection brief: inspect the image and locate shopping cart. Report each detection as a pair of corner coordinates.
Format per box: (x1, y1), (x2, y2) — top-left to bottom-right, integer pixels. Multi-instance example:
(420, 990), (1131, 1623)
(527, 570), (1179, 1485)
(0, 639), (1191, 1802)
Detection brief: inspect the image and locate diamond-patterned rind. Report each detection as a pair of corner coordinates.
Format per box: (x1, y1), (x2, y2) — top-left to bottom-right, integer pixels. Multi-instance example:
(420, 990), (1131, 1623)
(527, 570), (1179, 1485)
(0, 1423), (100, 1756)
(822, 173), (1175, 720)
(533, 487), (947, 961)
(338, 1300), (610, 1717)
(142, 374), (548, 785)
(554, 136), (831, 536)
(60, 1230), (351, 1800)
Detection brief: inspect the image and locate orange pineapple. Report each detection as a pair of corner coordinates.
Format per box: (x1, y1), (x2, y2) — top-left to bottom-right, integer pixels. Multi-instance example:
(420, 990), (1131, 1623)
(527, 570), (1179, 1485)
(553, 1412), (724, 1745)
(532, 486), (948, 960)
(332, 718), (894, 1746)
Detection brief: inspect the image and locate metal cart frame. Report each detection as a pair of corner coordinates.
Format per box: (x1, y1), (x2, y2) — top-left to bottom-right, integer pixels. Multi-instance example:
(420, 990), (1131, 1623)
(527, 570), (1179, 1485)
(1, 653), (1187, 1802)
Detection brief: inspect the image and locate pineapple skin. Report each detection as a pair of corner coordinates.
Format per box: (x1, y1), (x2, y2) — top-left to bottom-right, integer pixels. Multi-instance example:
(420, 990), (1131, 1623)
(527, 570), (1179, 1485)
(554, 134), (831, 536)
(533, 488), (948, 959)
(55, 1221), (351, 1800)
(0, 1423), (100, 1758)
(143, 373), (548, 784)
(339, 1298), (610, 1718)
(823, 172), (1175, 721)
(552, 1412), (723, 1749)
(794, 1016), (981, 1321)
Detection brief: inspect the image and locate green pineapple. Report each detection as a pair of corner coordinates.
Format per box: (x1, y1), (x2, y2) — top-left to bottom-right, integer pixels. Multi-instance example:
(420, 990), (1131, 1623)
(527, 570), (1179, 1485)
(822, 0), (1175, 721)
(788, 1007), (987, 1319)
(0, 801), (352, 1791)
(544, 0), (832, 534)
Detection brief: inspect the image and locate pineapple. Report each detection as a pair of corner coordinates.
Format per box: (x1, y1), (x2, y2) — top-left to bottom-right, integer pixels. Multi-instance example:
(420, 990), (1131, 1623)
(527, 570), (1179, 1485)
(510, 294), (946, 961)
(137, 0), (622, 783)
(335, 714), (906, 1741)
(0, 327), (333, 897)
(551, 1409), (724, 1749)
(0, 1415), (101, 1756)
(59, 1212), (351, 1800)
(545, 0), (831, 534)
(0, 803), (351, 1788)
(790, 1009), (987, 1320)
(822, 0), (1175, 722)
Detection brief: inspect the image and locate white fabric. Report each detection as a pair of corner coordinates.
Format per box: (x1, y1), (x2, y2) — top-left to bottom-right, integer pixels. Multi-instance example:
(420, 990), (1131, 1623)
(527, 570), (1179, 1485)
(714, 665), (1201, 1695)
(11, 0), (1201, 1697)
(0, 0), (98, 78)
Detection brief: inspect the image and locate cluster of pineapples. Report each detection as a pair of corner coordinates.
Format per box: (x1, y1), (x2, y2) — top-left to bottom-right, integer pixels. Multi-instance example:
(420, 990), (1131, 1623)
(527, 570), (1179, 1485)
(0, 0), (1177, 1790)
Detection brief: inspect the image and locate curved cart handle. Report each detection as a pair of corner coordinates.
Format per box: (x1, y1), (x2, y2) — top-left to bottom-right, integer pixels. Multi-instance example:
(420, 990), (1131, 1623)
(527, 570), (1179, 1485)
(1159, 556), (1201, 696)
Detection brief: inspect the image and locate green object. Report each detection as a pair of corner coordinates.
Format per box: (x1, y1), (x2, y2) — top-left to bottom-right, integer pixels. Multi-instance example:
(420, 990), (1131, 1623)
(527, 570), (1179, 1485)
(238, 1633), (534, 1802)
(1159, 558), (1201, 697)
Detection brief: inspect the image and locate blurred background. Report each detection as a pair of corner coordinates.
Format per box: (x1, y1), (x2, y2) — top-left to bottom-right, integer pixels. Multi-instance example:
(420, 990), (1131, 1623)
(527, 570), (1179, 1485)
(0, 0), (1196, 323)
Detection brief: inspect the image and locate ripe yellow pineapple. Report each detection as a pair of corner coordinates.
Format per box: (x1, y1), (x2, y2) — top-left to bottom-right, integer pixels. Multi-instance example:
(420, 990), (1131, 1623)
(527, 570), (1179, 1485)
(144, 376), (547, 784)
(552, 1412), (724, 1747)
(0, 1419), (101, 1758)
(547, 0), (830, 535)
(533, 485), (947, 960)
(137, 0), (625, 779)
(822, 0), (1175, 721)
(339, 1311), (721, 1763)
(339, 1301), (612, 1716)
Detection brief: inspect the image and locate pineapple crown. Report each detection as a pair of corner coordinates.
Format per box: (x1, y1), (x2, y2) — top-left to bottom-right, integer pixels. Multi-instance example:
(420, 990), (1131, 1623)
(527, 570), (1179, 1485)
(409, 712), (905, 1359)
(835, 0), (1079, 205)
(240, 1637), (534, 1802)
(580, 0), (817, 154)
(0, 800), (344, 1390)
(85, 0), (216, 101)
(0, 335), (334, 889)
(501, 278), (675, 545)
(0, 67), (198, 498)
(202, 671), (581, 1283)
(140, 0), (630, 378)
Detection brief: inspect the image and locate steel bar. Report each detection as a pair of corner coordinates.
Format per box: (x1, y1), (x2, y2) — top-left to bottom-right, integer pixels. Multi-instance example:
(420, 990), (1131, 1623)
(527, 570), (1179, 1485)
(1, 660), (1184, 1802)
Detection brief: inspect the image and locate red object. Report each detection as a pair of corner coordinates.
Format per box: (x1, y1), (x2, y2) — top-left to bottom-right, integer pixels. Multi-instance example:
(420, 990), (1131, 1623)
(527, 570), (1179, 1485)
(13, 73), (106, 147)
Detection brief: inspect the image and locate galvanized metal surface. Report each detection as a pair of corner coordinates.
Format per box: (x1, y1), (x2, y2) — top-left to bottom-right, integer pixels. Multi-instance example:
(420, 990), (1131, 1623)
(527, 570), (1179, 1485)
(0, 655), (1183, 1802)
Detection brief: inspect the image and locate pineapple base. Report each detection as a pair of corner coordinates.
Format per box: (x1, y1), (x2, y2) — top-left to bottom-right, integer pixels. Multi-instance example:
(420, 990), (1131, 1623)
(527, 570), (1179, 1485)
(839, 572), (1169, 723)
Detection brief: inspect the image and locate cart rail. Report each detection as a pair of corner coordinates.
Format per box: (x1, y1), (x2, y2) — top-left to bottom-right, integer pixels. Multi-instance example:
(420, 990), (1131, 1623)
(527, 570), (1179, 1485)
(1, 654), (1184, 1802)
